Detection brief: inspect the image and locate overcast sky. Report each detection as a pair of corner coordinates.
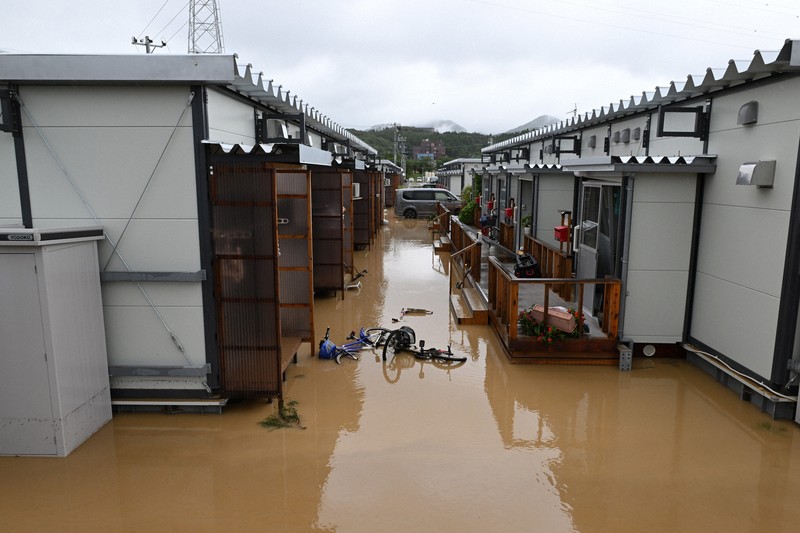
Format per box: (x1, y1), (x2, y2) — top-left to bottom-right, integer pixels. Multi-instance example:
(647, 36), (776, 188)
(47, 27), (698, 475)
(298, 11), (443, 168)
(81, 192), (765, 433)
(3, 0), (799, 133)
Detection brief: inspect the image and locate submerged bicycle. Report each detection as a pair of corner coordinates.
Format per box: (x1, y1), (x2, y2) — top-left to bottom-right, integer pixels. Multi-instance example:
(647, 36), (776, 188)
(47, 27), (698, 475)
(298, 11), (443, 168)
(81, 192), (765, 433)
(381, 326), (467, 365)
(319, 326), (393, 364)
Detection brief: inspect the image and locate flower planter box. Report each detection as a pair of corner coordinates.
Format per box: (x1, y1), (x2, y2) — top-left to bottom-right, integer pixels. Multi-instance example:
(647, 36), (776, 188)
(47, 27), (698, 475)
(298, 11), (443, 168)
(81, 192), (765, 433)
(530, 304), (576, 333)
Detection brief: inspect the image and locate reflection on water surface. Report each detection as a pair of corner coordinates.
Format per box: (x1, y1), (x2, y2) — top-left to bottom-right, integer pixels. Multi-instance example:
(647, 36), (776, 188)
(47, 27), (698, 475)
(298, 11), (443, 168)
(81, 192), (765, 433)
(2, 215), (799, 532)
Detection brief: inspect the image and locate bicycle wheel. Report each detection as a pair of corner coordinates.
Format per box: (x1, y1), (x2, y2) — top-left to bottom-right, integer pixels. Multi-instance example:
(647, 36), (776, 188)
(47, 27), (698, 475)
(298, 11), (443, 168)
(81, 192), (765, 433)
(382, 328), (412, 362)
(382, 352), (415, 383)
(363, 327), (393, 347)
(430, 352), (467, 370)
(335, 347), (360, 365)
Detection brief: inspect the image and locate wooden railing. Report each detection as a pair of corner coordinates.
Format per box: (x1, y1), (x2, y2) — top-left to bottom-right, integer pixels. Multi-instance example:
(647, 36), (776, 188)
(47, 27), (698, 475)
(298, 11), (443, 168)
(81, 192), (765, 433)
(487, 256), (621, 345)
(449, 217), (482, 283)
(434, 203), (452, 234)
(522, 235), (574, 300)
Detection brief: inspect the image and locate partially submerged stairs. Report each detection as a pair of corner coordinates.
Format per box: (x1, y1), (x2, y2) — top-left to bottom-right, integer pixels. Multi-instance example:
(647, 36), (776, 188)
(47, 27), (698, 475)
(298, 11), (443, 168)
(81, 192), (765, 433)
(450, 286), (488, 325)
(433, 234), (451, 252)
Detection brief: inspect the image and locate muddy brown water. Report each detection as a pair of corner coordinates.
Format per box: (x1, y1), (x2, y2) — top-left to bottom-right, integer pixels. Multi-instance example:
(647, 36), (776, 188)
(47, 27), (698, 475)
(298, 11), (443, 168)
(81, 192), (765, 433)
(2, 215), (800, 532)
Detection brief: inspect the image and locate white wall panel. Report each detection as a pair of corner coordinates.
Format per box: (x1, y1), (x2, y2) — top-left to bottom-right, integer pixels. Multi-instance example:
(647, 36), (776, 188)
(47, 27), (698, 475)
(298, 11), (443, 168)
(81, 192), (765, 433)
(103, 306), (206, 367)
(691, 272), (778, 378)
(0, 137), (21, 222)
(624, 176), (696, 342)
(628, 201), (694, 271)
(696, 203), (788, 297)
(624, 270), (689, 342)
(25, 127), (197, 219)
(535, 175), (573, 243)
(207, 88), (256, 144)
(20, 86), (193, 127)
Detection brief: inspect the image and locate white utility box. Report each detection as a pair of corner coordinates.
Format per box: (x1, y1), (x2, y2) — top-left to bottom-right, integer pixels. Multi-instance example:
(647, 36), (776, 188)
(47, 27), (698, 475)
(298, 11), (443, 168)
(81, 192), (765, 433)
(0, 227), (111, 457)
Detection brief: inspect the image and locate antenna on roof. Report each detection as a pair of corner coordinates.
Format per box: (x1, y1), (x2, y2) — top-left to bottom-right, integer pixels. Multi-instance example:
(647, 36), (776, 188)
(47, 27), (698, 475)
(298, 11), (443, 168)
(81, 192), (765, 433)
(131, 36), (167, 54)
(188, 0), (225, 54)
(566, 103), (578, 119)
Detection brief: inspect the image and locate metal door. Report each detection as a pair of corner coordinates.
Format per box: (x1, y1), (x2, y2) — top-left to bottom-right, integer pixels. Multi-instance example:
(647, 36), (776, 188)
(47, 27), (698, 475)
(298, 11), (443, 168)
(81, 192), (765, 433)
(577, 182), (621, 317)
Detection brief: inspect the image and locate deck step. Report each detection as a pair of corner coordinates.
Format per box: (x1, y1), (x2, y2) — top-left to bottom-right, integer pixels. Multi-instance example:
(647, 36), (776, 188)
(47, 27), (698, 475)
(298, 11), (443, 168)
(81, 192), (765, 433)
(112, 397), (229, 414)
(450, 289), (488, 324)
(449, 294), (473, 324)
(462, 287), (487, 312)
(433, 235), (451, 252)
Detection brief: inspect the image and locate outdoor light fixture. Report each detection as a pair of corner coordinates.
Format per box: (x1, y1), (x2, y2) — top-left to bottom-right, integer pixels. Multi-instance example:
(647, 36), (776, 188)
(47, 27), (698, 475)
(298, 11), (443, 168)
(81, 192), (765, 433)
(737, 101), (758, 126)
(736, 160), (775, 188)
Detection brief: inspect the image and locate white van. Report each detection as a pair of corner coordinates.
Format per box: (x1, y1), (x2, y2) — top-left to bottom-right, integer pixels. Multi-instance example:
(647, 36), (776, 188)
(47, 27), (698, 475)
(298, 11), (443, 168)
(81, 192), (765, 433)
(394, 188), (463, 219)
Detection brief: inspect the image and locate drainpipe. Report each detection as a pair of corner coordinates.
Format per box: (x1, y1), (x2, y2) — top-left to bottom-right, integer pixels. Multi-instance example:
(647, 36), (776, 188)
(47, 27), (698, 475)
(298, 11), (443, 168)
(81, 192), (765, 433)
(618, 175), (634, 338)
(191, 85), (220, 391)
(531, 174), (540, 239)
(683, 173), (705, 342)
(772, 134), (800, 387)
(8, 86), (33, 228)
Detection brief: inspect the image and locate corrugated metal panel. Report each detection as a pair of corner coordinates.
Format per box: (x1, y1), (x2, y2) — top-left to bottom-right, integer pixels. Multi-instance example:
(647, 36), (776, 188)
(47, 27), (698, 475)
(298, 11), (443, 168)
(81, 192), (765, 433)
(210, 161), (280, 398)
(229, 58), (378, 157)
(483, 39), (800, 152)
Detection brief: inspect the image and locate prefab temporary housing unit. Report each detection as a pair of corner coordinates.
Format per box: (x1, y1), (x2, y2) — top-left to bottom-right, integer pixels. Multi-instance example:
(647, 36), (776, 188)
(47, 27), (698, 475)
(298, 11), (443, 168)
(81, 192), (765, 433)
(436, 158), (481, 198)
(480, 39), (800, 419)
(0, 53), (376, 402)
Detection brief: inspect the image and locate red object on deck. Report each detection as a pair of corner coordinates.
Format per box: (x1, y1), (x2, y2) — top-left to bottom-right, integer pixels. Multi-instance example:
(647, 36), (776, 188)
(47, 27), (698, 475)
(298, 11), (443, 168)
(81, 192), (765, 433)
(554, 225), (570, 242)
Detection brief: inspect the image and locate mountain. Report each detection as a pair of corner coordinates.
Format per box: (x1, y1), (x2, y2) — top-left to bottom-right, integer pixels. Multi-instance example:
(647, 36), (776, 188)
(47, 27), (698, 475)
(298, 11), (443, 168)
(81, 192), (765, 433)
(419, 120), (466, 133)
(367, 120), (466, 133)
(505, 115), (560, 134)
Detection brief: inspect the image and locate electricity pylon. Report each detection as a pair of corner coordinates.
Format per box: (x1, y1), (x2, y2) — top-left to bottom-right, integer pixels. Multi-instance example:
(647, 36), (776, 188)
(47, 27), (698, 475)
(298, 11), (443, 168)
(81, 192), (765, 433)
(188, 0), (225, 54)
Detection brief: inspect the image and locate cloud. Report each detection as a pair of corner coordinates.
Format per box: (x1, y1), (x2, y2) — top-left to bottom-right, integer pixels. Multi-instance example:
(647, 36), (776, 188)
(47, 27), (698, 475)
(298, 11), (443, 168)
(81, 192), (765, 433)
(4, 0), (800, 133)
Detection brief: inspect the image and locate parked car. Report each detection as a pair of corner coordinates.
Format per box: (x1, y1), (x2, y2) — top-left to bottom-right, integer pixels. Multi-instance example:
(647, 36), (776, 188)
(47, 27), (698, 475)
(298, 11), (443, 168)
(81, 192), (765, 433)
(394, 188), (463, 219)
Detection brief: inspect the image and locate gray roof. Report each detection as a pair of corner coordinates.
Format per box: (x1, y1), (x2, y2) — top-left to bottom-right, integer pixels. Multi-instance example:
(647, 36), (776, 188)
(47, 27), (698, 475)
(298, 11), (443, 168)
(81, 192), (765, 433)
(484, 39), (800, 153)
(0, 52), (376, 156)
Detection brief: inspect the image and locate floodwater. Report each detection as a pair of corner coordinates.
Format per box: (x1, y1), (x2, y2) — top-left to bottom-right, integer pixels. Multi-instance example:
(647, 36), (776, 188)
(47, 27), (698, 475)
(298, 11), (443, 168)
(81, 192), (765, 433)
(3, 214), (800, 533)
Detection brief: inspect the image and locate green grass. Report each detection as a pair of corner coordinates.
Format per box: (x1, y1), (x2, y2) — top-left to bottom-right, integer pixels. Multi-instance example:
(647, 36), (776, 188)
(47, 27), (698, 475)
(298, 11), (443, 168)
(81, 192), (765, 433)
(259, 400), (305, 430)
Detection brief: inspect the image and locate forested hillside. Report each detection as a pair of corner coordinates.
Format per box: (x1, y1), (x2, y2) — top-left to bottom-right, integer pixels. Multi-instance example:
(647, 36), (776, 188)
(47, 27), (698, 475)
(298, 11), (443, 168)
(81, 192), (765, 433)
(348, 126), (520, 161)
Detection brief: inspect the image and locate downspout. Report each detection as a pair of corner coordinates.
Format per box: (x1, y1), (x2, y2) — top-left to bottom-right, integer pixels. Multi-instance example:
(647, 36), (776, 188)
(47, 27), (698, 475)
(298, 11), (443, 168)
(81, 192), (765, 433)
(191, 85), (220, 391)
(683, 173), (705, 342)
(531, 174), (540, 239)
(9, 86), (32, 228)
(771, 134), (800, 387)
(618, 175), (634, 338)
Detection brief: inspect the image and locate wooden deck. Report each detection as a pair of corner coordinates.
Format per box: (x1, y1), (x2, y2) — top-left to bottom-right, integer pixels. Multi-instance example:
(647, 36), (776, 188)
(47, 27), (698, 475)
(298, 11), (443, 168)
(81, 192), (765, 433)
(447, 214), (625, 366)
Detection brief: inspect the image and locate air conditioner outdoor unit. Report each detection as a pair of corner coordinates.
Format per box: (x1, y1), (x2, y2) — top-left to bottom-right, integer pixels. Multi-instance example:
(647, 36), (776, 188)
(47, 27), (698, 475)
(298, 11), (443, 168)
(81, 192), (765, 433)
(352, 182), (361, 198)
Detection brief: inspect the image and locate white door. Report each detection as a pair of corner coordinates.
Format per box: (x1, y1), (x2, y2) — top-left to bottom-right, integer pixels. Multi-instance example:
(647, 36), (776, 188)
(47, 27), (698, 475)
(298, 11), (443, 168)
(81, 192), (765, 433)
(0, 253), (57, 455)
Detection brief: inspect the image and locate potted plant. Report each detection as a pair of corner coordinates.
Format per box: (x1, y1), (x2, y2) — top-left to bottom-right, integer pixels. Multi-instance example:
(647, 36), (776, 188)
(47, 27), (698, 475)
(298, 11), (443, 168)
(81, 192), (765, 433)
(520, 214), (532, 236)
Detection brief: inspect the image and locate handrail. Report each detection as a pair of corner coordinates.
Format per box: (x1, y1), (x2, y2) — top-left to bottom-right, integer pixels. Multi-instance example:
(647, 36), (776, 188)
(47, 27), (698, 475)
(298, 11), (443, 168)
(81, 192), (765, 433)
(487, 256), (621, 342)
(451, 239), (481, 259)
